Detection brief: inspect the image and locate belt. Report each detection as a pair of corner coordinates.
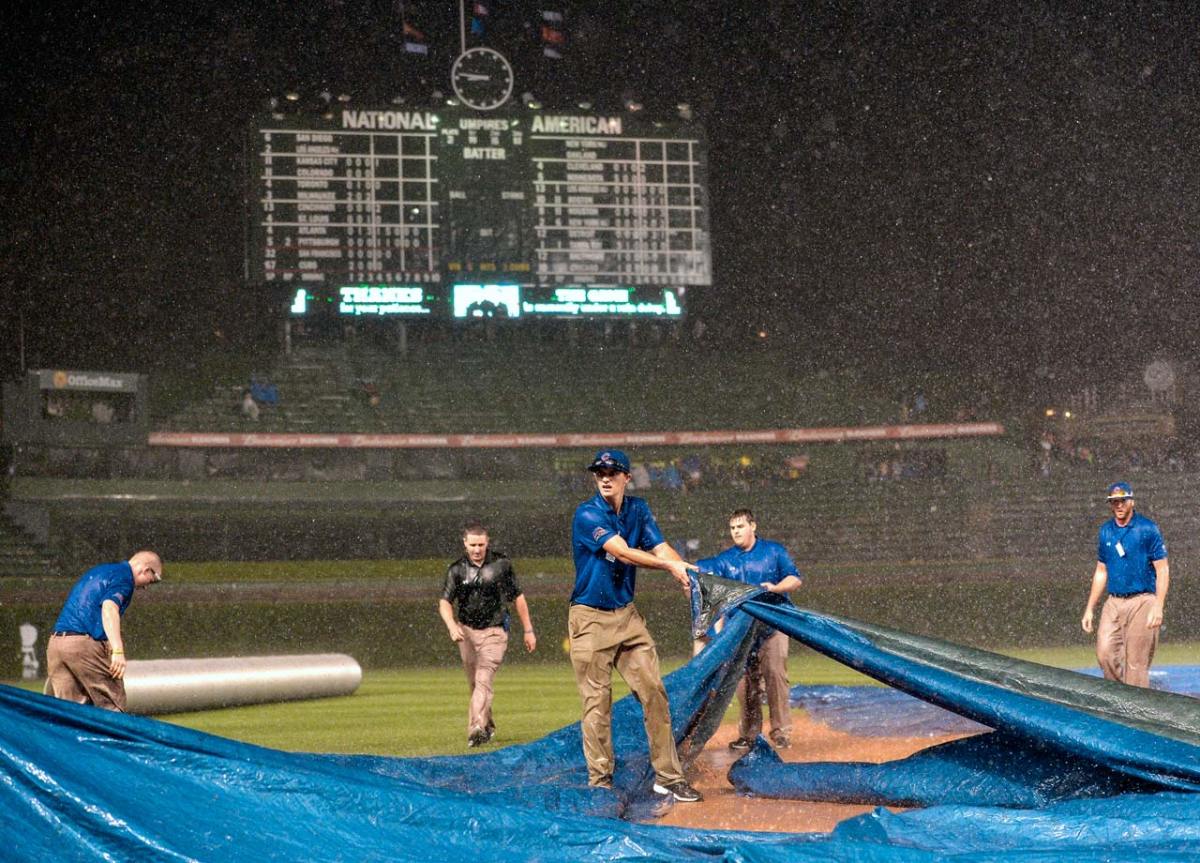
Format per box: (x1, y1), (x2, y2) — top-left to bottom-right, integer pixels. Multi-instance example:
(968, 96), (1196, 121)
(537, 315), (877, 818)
(52, 630), (91, 637)
(1109, 592), (1151, 599)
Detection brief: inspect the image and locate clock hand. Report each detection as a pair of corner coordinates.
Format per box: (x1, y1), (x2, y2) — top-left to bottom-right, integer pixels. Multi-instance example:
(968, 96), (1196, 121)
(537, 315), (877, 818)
(459, 73), (492, 82)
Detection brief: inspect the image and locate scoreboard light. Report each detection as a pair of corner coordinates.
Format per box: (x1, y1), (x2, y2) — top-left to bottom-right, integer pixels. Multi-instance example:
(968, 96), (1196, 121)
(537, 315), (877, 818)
(521, 286), (684, 318)
(452, 283), (522, 319)
(290, 289), (309, 315)
(338, 284), (434, 316)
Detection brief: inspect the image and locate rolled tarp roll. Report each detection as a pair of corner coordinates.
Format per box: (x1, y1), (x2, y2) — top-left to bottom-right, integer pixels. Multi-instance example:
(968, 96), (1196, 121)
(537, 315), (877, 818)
(123, 653), (362, 714)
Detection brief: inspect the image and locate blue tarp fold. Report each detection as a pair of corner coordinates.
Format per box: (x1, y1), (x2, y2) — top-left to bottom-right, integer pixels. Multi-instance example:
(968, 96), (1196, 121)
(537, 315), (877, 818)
(740, 601), (1200, 793)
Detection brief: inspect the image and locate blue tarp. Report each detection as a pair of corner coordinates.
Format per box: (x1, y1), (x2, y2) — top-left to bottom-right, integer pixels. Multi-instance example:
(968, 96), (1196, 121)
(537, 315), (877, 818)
(790, 683), (991, 737)
(5, 580), (1200, 861)
(790, 666), (1200, 739)
(732, 600), (1200, 809)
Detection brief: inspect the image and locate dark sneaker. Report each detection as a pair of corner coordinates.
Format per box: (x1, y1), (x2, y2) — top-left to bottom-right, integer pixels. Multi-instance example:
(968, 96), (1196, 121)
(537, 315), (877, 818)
(483, 726), (495, 743)
(467, 728), (488, 748)
(728, 737), (753, 751)
(653, 780), (703, 803)
(769, 730), (791, 749)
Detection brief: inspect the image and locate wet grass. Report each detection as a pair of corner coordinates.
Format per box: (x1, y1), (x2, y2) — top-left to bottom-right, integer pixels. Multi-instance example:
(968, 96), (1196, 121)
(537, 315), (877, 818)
(11, 646), (1195, 756)
(8, 559), (1195, 674)
(162, 558), (572, 583)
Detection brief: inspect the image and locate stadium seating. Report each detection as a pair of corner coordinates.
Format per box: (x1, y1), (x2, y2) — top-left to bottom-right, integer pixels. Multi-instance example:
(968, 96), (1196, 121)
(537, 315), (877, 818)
(157, 339), (896, 434)
(0, 508), (60, 578)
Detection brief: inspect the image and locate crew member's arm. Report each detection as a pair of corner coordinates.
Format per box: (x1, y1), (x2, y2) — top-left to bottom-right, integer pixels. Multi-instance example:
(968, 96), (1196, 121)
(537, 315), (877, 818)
(1147, 558), (1169, 628)
(1081, 562), (1108, 634)
(438, 599), (464, 642)
(100, 599), (127, 679)
(601, 535), (696, 591)
(513, 594), (537, 652)
(763, 575), (803, 594)
(653, 540), (699, 593)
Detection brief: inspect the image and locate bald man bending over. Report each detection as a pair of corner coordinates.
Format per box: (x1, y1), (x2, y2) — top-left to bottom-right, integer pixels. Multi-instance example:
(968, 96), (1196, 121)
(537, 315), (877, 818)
(47, 550), (163, 711)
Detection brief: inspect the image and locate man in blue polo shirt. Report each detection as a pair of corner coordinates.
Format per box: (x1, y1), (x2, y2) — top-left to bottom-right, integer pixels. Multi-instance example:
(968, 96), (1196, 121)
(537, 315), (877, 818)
(701, 508), (802, 750)
(47, 550), (163, 711)
(569, 448), (702, 803)
(1081, 482), (1169, 688)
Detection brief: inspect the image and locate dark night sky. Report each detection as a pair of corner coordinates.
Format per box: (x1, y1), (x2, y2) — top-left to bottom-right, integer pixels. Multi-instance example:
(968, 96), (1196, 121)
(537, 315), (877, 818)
(2, 1), (1198, 392)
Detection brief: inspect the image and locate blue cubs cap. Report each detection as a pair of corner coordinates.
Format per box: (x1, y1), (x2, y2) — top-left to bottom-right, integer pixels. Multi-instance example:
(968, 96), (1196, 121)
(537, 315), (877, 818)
(1105, 481), (1134, 501)
(587, 449), (631, 473)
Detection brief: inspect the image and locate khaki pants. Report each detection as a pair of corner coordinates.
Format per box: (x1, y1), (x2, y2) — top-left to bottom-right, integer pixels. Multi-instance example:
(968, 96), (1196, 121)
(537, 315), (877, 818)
(46, 634), (126, 711)
(737, 629), (792, 739)
(458, 625), (508, 735)
(1097, 594), (1159, 688)
(568, 603), (683, 787)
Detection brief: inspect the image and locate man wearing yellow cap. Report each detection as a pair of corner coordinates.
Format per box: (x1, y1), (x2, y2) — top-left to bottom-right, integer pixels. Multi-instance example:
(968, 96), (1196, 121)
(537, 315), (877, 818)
(1080, 482), (1169, 687)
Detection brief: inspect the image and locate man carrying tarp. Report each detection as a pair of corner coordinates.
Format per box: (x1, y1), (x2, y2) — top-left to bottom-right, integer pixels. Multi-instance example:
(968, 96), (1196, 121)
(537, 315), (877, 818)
(701, 508), (803, 751)
(568, 448), (703, 803)
(1081, 481), (1170, 687)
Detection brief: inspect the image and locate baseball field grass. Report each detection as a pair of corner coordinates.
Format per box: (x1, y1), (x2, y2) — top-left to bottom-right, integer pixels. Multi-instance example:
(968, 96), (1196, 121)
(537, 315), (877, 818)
(11, 643), (1197, 757)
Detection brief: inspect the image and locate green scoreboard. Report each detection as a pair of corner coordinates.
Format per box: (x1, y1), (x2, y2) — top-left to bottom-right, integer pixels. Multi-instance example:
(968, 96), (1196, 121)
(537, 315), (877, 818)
(250, 107), (711, 320)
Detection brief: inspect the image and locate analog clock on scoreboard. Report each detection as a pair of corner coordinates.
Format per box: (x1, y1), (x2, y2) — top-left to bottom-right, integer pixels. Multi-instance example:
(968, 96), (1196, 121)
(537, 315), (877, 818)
(451, 47), (514, 111)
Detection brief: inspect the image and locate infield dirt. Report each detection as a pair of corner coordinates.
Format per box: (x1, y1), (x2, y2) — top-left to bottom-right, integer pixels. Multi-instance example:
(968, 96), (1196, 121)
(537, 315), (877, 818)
(657, 712), (975, 833)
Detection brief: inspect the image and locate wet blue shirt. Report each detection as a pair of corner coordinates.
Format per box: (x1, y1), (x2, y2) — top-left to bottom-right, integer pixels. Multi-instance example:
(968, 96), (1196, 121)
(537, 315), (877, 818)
(705, 539), (801, 593)
(1098, 512), (1166, 597)
(53, 562), (135, 640)
(571, 492), (665, 609)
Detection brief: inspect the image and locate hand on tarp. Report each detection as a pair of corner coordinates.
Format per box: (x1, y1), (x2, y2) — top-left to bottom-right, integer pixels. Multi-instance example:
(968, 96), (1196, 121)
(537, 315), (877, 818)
(689, 572), (772, 640)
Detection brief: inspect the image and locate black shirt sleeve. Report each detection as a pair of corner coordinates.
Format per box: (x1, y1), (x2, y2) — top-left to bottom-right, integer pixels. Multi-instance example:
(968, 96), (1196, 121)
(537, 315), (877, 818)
(441, 564), (460, 603)
(498, 559), (522, 603)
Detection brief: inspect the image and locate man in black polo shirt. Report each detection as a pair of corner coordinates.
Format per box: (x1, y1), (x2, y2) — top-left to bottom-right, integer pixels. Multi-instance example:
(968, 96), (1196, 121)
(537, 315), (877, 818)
(439, 521), (537, 747)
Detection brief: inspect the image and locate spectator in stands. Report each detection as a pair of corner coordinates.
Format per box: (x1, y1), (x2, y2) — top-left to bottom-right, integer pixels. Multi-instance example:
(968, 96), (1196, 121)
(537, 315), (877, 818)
(439, 522), (536, 747)
(702, 509), (803, 750)
(735, 454), (754, 489)
(630, 461), (652, 490)
(1081, 482), (1170, 688)
(569, 448), (703, 802)
(46, 551), (163, 711)
(241, 390), (260, 422)
(1038, 430), (1054, 478)
(250, 376), (279, 407)
(782, 454), (809, 481)
(663, 461), (684, 492)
